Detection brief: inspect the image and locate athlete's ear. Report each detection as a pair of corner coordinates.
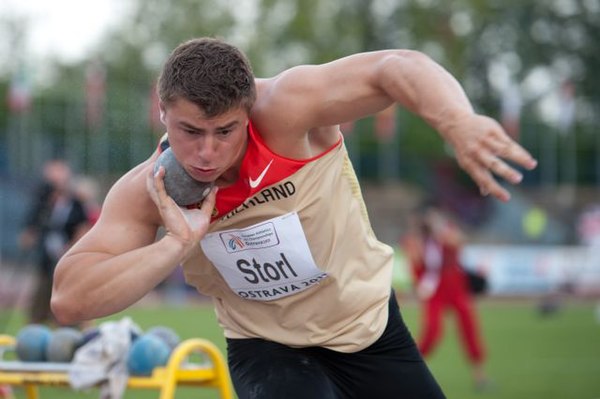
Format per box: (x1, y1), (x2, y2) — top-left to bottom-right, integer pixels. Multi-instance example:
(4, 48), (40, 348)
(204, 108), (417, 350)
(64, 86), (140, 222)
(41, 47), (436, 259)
(159, 102), (167, 125)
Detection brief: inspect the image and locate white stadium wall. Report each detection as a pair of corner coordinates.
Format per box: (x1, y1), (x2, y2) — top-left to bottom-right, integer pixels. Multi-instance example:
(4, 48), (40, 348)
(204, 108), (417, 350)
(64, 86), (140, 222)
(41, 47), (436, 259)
(461, 245), (600, 296)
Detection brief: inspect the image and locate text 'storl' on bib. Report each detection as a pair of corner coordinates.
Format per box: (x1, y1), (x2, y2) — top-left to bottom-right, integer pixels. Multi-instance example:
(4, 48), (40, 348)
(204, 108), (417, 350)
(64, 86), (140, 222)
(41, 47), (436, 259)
(200, 212), (328, 301)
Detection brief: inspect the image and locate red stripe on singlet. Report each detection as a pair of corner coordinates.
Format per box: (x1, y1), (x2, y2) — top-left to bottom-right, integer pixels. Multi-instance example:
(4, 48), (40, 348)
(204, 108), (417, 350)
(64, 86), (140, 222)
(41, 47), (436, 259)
(213, 122), (342, 220)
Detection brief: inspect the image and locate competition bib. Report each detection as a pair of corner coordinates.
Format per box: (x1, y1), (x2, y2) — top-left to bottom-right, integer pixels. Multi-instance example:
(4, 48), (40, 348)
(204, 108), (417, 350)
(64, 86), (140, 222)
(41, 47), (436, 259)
(200, 212), (328, 301)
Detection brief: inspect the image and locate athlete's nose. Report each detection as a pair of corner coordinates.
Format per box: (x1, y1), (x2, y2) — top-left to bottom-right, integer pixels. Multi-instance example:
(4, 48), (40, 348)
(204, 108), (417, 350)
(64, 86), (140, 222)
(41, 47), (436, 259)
(196, 134), (218, 162)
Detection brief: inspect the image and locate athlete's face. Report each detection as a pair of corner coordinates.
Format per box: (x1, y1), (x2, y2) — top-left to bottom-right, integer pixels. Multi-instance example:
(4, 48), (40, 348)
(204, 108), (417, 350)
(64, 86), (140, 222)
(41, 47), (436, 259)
(160, 98), (248, 184)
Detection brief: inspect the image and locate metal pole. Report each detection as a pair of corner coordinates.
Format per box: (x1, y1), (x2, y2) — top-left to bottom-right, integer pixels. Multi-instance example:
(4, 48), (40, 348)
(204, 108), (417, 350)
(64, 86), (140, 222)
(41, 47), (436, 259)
(541, 128), (557, 191)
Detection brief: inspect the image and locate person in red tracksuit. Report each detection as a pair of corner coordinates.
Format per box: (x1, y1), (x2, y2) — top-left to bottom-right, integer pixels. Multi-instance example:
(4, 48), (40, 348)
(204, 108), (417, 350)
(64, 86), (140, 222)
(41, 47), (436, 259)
(402, 206), (490, 390)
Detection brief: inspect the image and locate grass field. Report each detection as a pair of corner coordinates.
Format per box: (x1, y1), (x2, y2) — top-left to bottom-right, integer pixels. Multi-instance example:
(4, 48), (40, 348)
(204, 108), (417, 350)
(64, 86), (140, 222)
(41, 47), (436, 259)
(2, 296), (600, 399)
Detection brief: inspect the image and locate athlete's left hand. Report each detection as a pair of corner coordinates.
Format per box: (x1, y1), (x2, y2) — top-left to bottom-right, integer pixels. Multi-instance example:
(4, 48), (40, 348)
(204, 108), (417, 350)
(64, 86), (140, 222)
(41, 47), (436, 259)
(442, 113), (537, 202)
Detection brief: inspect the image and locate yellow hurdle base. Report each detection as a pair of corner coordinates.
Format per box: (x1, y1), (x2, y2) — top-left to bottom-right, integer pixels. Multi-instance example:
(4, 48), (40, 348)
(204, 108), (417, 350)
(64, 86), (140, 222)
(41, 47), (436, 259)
(0, 335), (233, 399)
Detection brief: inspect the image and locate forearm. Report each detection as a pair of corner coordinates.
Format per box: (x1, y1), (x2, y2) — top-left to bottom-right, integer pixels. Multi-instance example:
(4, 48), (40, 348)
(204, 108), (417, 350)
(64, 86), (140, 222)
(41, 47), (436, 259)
(378, 50), (474, 137)
(377, 50), (536, 202)
(51, 234), (188, 324)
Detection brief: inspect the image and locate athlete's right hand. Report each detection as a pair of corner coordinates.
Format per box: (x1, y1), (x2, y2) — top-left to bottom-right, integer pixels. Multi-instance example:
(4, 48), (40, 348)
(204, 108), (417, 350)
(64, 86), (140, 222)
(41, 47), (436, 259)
(147, 165), (217, 256)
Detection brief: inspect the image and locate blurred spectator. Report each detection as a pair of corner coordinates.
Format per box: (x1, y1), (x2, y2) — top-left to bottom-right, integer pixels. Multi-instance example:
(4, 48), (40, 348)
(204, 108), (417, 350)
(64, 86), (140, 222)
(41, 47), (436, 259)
(401, 204), (490, 391)
(522, 205), (548, 242)
(19, 159), (91, 325)
(0, 384), (14, 399)
(577, 204), (600, 248)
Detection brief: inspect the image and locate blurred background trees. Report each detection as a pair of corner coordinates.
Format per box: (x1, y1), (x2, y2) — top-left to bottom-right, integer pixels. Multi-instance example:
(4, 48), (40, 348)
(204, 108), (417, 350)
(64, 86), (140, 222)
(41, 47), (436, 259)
(0, 0), (599, 252)
(1, 0), (598, 178)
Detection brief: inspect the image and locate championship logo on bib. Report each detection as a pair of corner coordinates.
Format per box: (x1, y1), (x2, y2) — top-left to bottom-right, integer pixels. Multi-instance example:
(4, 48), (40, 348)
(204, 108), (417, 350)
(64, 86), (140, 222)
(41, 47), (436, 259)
(201, 212), (328, 301)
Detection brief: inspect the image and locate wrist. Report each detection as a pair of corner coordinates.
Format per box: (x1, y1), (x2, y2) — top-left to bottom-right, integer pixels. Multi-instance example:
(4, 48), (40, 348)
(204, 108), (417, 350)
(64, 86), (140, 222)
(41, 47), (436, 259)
(434, 108), (475, 141)
(160, 233), (196, 263)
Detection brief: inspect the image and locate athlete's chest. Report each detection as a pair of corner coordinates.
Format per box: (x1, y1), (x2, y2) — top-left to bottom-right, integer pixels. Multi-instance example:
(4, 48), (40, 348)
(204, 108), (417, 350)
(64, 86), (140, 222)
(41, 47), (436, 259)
(211, 125), (317, 220)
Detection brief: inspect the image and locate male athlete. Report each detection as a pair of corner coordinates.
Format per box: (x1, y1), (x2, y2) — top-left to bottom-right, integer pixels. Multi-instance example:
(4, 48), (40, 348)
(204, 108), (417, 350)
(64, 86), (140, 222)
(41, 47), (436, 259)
(52, 37), (536, 398)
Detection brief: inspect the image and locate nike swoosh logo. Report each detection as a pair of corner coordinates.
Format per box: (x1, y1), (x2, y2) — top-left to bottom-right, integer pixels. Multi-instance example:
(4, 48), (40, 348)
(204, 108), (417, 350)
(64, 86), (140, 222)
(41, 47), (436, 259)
(249, 159), (274, 189)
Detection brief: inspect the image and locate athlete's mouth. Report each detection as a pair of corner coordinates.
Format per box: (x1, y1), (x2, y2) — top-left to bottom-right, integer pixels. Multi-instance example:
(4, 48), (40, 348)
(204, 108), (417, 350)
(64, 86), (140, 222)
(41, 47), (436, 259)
(189, 166), (217, 180)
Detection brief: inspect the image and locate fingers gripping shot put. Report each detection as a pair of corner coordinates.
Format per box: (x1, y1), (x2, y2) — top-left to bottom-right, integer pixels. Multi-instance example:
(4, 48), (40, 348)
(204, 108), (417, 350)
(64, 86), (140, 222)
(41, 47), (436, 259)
(153, 147), (214, 207)
(51, 37), (537, 399)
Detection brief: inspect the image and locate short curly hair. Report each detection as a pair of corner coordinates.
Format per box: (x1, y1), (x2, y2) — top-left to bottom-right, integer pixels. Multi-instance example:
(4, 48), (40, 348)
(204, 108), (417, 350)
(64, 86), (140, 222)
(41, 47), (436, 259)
(158, 37), (257, 118)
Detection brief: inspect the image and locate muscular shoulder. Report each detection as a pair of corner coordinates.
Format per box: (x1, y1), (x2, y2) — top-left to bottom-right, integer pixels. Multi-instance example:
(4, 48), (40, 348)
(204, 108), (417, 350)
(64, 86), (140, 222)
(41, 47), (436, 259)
(252, 73), (317, 131)
(252, 78), (340, 158)
(103, 157), (162, 229)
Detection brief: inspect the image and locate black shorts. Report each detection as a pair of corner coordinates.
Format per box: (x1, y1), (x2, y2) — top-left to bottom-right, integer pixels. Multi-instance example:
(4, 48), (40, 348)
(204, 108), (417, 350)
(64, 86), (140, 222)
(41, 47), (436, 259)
(226, 291), (446, 399)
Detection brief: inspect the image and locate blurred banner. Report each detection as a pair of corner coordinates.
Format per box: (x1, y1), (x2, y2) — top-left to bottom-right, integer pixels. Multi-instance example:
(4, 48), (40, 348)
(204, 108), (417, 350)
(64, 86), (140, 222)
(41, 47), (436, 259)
(6, 65), (32, 114)
(462, 245), (600, 296)
(374, 104), (397, 142)
(148, 81), (162, 133)
(500, 83), (522, 142)
(85, 60), (106, 129)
